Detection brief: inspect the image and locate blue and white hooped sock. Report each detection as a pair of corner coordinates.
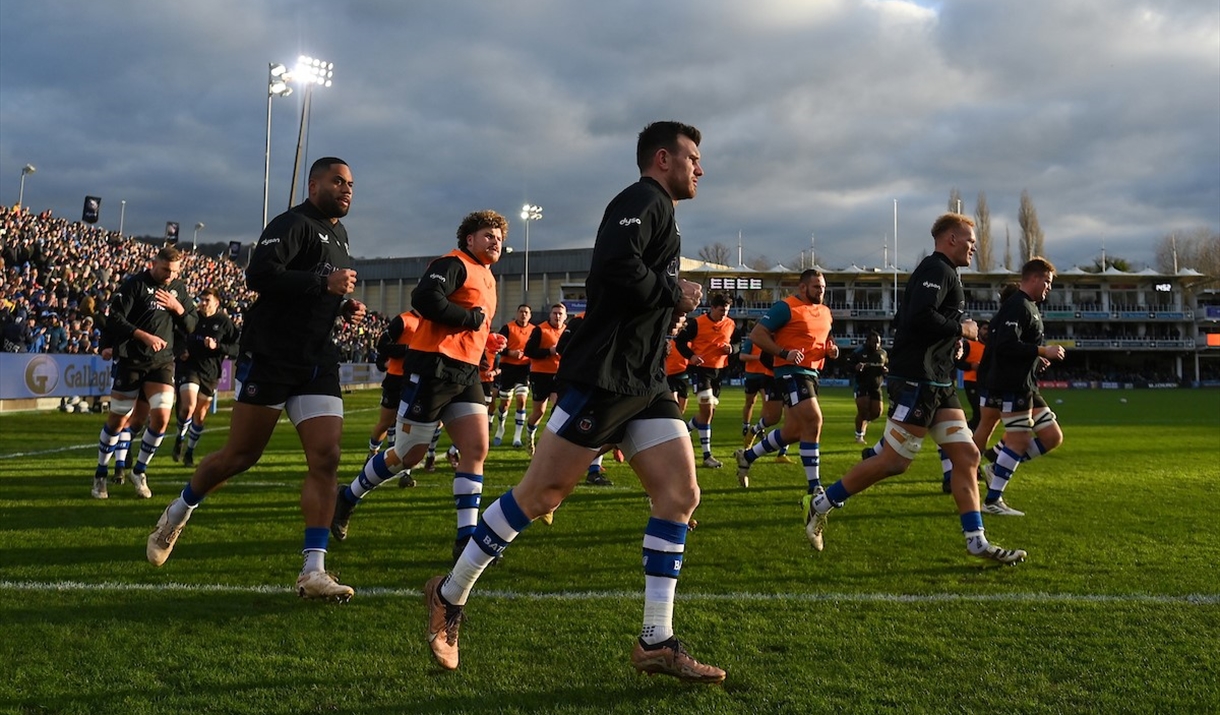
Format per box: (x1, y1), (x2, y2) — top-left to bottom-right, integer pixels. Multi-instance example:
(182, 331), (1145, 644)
(987, 445), (1023, 501)
(800, 441), (821, 491)
(453, 471), (484, 541)
(115, 428), (133, 468)
(133, 428), (165, 474)
(186, 421), (204, 450)
(747, 429), (787, 463)
(694, 420), (711, 458)
(443, 489), (532, 605)
(97, 424), (120, 469)
(641, 517), (687, 645)
(349, 451), (396, 500)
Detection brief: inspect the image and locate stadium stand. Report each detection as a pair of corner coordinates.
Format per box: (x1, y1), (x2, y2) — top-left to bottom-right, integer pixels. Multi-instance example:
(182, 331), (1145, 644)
(0, 205), (385, 362)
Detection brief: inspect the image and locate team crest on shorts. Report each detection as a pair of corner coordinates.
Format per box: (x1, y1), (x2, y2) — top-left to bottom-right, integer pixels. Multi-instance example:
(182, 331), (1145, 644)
(246, 383), (258, 396)
(577, 417), (595, 433)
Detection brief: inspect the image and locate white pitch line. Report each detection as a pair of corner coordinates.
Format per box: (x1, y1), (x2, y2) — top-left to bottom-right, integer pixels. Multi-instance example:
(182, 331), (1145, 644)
(0, 407), (389, 460)
(1, 580), (1215, 605)
(0, 442), (115, 459)
(0, 425), (233, 460)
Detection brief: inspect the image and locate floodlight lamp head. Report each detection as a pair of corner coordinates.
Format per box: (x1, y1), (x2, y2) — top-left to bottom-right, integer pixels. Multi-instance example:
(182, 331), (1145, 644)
(294, 55), (334, 87)
(22, 164), (36, 175)
(195, 222), (205, 230)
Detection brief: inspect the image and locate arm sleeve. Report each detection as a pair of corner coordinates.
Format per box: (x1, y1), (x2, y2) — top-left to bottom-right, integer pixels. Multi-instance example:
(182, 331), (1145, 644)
(674, 318), (697, 359)
(376, 317), (408, 359)
(523, 325), (546, 359)
(756, 301), (792, 335)
(739, 336), (757, 361)
(411, 256), (482, 328)
(845, 348), (862, 370)
(219, 316), (241, 358)
(555, 317), (581, 355)
(105, 280), (140, 344)
(174, 284), (198, 335)
(245, 215), (329, 297)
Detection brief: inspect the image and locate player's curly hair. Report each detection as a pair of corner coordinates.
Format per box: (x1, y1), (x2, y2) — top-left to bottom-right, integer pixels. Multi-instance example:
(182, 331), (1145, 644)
(456, 210), (509, 249)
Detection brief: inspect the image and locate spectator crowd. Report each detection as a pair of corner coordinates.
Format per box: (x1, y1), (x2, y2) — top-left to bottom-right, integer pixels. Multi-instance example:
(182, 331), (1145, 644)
(1, 205), (384, 362)
(0, 203), (1202, 386)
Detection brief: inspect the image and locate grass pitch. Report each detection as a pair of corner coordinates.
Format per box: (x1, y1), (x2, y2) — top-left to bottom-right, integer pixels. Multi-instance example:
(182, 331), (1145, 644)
(1, 386), (1217, 714)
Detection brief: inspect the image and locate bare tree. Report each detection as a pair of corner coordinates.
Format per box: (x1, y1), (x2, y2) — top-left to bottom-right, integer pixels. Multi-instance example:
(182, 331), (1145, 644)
(747, 255), (773, 271)
(948, 188), (964, 215)
(1018, 189), (1045, 260)
(1155, 227), (1220, 281)
(696, 241), (733, 266)
(1083, 255), (1134, 273)
(1155, 234), (1176, 273)
(974, 191), (994, 271)
(1004, 224), (1013, 271)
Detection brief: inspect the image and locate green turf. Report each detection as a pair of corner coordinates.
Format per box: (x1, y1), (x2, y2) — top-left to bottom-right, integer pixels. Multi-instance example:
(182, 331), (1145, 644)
(1, 387), (1217, 714)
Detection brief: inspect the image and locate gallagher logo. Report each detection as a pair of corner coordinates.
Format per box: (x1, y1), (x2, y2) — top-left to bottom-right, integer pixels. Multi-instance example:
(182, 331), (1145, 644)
(25, 355), (60, 395)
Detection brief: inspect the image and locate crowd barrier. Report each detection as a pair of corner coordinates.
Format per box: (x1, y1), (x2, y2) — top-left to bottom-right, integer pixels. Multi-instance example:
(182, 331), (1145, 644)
(1, 353), (112, 399)
(0, 354), (386, 409)
(0, 353), (1211, 412)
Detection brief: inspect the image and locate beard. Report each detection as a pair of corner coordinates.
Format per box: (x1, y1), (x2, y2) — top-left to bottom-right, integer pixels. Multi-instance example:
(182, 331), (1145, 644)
(318, 194), (349, 219)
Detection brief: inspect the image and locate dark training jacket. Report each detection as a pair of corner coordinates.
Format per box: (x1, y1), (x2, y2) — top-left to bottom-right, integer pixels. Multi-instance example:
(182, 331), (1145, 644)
(240, 201), (352, 378)
(557, 178), (683, 396)
(888, 252), (966, 385)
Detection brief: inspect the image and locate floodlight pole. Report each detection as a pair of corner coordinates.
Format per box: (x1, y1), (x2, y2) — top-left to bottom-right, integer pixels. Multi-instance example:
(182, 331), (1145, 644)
(264, 63), (293, 228)
(17, 164), (36, 207)
(286, 56), (334, 209)
(520, 203), (543, 306)
(289, 86), (313, 208)
(892, 199), (899, 306)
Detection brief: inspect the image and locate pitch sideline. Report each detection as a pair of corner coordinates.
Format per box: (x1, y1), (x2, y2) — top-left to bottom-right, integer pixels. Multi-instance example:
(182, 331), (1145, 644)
(0, 406), (382, 460)
(1, 580), (1215, 605)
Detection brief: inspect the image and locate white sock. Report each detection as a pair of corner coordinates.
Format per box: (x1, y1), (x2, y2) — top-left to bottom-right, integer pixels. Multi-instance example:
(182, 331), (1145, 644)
(302, 549), (325, 573)
(166, 496), (196, 526)
(964, 529), (989, 554)
(641, 577), (677, 645)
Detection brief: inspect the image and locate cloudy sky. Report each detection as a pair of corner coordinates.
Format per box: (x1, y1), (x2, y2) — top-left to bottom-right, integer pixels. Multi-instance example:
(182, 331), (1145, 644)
(2, 0), (1217, 272)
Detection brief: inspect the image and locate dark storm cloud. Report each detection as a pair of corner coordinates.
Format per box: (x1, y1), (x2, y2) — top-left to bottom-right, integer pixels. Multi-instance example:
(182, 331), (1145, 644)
(2, 0), (1216, 273)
